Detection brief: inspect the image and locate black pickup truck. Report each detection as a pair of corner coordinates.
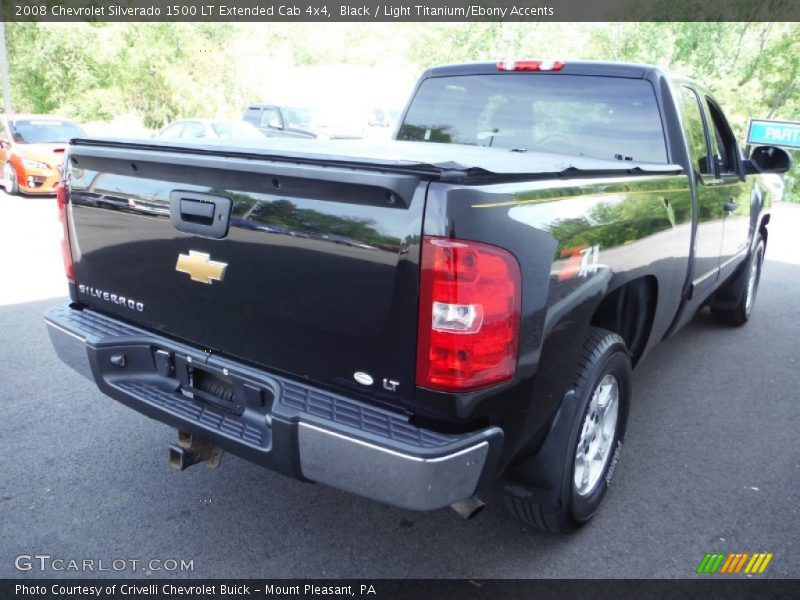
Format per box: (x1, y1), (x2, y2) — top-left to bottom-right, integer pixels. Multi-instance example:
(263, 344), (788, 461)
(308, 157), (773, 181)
(46, 61), (791, 533)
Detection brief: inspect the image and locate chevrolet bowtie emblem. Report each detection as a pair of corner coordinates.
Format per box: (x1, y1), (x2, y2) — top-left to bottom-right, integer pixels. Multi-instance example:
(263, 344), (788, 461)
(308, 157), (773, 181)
(175, 251), (227, 284)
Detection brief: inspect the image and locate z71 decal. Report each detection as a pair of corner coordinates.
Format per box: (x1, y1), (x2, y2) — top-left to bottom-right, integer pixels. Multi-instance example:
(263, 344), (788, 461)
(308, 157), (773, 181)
(559, 245), (601, 281)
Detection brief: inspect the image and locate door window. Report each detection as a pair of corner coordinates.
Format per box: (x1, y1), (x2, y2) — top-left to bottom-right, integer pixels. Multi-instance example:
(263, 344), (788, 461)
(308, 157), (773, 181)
(180, 122), (206, 139)
(705, 98), (740, 175)
(243, 107), (262, 125)
(679, 86), (713, 175)
(258, 108), (282, 129)
(159, 123), (185, 139)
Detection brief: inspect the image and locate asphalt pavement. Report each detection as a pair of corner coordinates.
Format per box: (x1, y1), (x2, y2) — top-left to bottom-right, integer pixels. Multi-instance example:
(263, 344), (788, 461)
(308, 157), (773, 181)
(1, 190), (798, 579)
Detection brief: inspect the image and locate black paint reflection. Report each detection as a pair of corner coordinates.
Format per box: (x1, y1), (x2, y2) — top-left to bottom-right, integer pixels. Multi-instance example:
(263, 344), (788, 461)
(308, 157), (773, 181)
(227, 193), (401, 252)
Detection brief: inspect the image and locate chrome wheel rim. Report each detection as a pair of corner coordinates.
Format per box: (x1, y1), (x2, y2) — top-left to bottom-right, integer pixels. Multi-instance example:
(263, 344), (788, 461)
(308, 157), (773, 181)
(745, 248), (761, 315)
(3, 164), (12, 191)
(574, 374), (619, 496)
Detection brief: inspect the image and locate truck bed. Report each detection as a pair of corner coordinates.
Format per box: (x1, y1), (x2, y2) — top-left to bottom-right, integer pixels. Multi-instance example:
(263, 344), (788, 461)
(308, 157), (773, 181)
(64, 137), (682, 412)
(71, 137), (683, 181)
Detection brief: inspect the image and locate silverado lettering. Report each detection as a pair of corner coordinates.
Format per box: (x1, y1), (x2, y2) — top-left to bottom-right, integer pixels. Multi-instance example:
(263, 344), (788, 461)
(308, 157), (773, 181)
(76, 285), (144, 312)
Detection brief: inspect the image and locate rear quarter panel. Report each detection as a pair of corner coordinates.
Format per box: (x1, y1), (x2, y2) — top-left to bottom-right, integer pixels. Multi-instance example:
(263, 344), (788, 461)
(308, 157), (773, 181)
(419, 173), (692, 463)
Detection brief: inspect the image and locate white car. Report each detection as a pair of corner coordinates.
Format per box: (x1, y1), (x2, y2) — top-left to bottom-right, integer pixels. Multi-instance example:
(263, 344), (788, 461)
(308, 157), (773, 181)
(156, 119), (265, 142)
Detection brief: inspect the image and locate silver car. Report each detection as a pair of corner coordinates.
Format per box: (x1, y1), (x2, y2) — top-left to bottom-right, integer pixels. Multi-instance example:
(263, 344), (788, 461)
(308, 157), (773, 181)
(156, 119), (266, 142)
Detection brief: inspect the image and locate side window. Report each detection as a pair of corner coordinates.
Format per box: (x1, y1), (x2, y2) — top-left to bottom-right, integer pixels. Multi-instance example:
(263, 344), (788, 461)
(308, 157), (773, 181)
(181, 122), (206, 139)
(705, 98), (739, 175)
(212, 122), (232, 138)
(160, 123), (184, 139)
(259, 108), (282, 129)
(679, 86), (713, 175)
(242, 107), (261, 125)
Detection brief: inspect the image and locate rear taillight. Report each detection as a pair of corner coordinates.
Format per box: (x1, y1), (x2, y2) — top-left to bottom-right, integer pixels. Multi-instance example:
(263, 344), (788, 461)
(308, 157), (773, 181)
(496, 60), (565, 72)
(416, 236), (521, 392)
(56, 181), (74, 282)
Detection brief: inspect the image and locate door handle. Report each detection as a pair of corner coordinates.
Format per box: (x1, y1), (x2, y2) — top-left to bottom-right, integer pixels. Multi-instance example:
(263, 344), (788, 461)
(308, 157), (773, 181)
(723, 199), (737, 213)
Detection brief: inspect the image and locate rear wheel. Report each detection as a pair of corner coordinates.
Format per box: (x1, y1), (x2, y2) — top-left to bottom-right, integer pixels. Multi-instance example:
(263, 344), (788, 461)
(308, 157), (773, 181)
(3, 163), (19, 195)
(503, 328), (631, 533)
(710, 236), (765, 326)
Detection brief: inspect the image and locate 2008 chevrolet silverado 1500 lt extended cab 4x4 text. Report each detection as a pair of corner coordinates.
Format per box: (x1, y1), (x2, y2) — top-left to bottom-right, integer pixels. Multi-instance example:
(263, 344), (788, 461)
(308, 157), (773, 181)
(46, 61), (791, 533)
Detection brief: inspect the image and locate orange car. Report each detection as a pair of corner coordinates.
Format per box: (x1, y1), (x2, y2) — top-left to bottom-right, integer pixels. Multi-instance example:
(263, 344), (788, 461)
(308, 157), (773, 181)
(0, 114), (85, 195)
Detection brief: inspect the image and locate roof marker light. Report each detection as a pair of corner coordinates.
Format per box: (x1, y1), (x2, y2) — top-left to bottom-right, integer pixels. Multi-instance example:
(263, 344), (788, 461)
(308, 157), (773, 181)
(496, 60), (565, 72)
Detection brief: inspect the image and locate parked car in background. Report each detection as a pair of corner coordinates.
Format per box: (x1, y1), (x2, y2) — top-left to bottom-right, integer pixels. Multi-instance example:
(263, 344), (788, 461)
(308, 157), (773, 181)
(367, 107), (401, 129)
(364, 107), (402, 140)
(0, 115), (85, 195)
(156, 119), (265, 142)
(243, 104), (362, 140)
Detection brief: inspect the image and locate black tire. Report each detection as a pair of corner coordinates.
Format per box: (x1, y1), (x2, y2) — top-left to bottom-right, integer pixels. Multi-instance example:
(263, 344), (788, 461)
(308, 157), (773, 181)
(710, 236), (765, 326)
(503, 327), (631, 534)
(3, 163), (19, 195)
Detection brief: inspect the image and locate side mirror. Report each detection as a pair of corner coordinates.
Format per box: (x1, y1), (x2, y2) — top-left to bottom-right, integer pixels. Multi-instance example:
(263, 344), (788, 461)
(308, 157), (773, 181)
(745, 145), (792, 175)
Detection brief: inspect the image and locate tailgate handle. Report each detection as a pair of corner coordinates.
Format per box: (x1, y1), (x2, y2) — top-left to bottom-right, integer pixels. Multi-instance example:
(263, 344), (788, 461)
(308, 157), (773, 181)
(170, 191), (232, 239)
(180, 199), (215, 224)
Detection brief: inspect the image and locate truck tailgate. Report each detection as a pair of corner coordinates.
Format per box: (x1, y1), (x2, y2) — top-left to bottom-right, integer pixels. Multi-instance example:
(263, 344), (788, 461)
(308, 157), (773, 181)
(65, 141), (426, 409)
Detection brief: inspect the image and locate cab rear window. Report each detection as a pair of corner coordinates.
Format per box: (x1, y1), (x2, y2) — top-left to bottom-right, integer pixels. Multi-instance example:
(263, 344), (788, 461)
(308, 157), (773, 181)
(398, 74), (667, 164)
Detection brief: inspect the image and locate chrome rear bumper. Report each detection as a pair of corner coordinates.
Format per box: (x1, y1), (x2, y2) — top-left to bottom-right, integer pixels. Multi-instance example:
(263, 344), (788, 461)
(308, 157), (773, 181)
(46, 304), (502, 511)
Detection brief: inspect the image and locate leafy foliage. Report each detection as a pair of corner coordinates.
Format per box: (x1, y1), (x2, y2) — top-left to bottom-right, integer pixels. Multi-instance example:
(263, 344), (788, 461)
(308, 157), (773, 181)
(4, 22), (799, 197)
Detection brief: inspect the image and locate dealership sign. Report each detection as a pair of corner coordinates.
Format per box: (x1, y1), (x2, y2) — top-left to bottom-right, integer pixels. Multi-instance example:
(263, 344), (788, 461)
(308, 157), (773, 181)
(747, 119), (800, 149)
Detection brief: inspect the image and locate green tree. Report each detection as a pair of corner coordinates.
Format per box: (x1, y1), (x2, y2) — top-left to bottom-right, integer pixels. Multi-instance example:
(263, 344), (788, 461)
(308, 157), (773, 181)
(3, 22), (799, 198)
